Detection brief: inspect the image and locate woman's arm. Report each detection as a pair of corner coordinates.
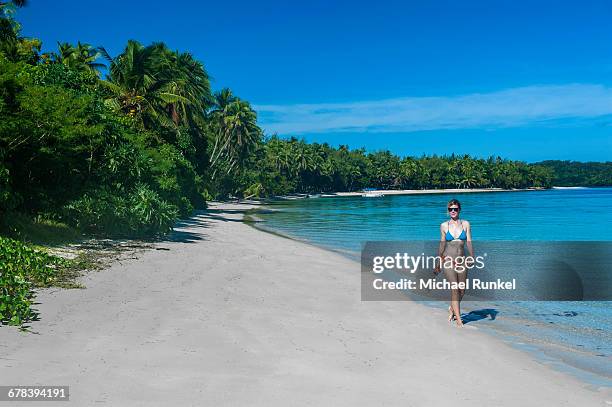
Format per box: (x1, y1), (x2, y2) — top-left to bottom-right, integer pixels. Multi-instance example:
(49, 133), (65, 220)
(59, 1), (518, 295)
(464, 220), (474, 257)
(435, 223), (446, 274)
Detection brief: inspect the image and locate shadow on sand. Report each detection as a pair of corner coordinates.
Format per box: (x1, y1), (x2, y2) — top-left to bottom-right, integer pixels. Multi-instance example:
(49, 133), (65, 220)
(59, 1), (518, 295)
(462, 308), (499, 324)
(164, 208), (249, 243)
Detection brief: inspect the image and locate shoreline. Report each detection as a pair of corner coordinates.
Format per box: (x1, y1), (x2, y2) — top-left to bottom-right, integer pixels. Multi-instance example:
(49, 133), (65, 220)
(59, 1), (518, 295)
(0, 202), (609, 405)
(272, 187), (545, 200)
(247, 205), (612, 388)
(329, 187), (542, 197)
(243, 185), (608, 203)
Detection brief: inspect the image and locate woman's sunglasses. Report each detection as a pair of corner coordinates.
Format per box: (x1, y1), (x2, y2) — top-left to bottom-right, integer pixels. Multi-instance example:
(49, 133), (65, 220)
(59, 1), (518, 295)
(448, 207), (460, 212)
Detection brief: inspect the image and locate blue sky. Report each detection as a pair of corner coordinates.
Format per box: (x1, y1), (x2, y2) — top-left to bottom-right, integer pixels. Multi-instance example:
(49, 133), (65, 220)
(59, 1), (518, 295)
(17, 0), (612, 162)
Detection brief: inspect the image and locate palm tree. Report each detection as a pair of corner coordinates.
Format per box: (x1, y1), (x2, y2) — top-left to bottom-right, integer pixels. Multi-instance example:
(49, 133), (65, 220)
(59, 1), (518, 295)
(212, 88), (237, 110)
(100, 41), (170, 126)
(0, 0), (40, 63)
(159, 48), (212, 127)
(208, 96), (261, 178)
(208, 89), (234, 167)
(266, 138), (292, 175)
(399, 159), (419, 189)
(100, 40), (211, 130)
(54, 41), (105, 76)
(0, 1), (26, 10)
(293, 145), (314, 173)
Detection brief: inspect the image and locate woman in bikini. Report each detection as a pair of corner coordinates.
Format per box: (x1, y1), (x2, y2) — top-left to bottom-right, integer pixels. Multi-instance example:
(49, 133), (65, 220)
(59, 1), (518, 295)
(434, 199), (474, 327)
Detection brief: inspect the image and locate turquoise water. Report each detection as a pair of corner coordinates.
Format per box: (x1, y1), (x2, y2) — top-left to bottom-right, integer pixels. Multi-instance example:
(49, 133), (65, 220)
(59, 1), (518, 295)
(256, 187), (612, 385)
(258, 188), (612, 249)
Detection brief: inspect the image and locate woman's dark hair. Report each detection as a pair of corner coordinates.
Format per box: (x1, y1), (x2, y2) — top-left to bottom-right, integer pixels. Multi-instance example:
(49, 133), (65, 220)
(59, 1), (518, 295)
(447, 198), (461, 209)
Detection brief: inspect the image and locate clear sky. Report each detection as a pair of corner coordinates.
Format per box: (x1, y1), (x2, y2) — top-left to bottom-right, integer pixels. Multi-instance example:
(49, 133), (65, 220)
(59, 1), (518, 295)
(16, 0), (612, 162)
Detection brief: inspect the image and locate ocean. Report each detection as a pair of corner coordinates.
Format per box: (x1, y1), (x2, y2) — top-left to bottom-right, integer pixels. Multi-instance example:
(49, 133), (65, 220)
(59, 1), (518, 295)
(254, 187), (612, 386)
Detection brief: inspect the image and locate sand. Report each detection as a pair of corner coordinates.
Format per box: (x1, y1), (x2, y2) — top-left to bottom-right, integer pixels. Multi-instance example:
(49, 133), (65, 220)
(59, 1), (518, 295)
(0, 202), (609, 406)
(324, 187), (540, 197)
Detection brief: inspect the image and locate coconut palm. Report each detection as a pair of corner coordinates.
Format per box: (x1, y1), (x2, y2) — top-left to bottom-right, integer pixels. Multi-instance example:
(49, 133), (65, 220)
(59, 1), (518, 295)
(100, 40), (211, 130)
(54, 41), (105, 76)
(158, 47), (212, 127)
(0, 0), (39, 63)
(208, 96), (261, 178)
(0, 0), (26, 10)
(212, 88), (238, 111)
(266, 137), (292, 174)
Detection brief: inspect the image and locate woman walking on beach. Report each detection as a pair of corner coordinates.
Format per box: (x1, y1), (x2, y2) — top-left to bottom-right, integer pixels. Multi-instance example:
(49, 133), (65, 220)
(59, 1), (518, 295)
(435, 199), (473, 327)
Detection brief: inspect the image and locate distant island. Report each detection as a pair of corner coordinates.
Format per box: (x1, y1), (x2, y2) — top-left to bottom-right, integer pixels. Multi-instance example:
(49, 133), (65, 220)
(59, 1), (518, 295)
(533, 160), (612, 187)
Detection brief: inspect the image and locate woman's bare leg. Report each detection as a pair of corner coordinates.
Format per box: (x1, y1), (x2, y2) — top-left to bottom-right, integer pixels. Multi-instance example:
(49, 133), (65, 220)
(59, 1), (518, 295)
(455, 270), (468, 326)
(444, 267), (463, 326)
(450, 288), (463, 327)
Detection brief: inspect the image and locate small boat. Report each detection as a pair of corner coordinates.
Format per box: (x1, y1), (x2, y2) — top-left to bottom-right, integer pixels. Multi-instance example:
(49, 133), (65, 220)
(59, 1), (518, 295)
(362, 189), (384, 198)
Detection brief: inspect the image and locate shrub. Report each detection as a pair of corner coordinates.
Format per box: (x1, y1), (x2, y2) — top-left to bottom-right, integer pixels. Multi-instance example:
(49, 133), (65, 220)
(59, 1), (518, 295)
(0, 159), (19, 216)
(128, 184), (179, 236)
(244, 182), (264, 199)
(0, 236), (67, 325)
(30, 62), (99, 91)
(146, 144), (201, 215)
(63, 184), (178, 237)
(0, 212), (80, 246)
(63, 189), (130, 235)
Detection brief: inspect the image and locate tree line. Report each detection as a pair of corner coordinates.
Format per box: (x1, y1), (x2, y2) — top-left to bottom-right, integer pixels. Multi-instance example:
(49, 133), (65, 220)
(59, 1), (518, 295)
(0, 2), (605, 238)
(533, 160), (612, 187)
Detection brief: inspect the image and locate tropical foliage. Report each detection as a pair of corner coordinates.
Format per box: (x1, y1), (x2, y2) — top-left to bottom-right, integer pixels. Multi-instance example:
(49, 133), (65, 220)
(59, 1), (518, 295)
(0, 236), (68, 325)
(534, 161), (612, 187)
(210, 137), (555, 198)
(0, 5), (219, 237)
(51, 41), (105, 76)
(2, 1), (605, 239)
(0, 1), (609, 325)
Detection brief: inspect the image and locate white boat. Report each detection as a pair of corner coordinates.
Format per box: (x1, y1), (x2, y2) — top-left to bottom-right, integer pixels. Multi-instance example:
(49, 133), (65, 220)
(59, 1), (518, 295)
(552, 186), (587, 189)
(362, 191), (384, 197)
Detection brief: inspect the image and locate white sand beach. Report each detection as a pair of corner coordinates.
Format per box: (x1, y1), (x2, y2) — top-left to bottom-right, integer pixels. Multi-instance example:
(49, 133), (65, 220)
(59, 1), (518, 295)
(0, 202), (609, 406)
(275, 187), (542, 200)
(329, 187), (539, 197)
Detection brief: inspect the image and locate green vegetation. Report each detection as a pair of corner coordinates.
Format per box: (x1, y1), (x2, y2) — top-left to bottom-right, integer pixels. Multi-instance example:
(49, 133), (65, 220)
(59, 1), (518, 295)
(0, 1), (566, 242)
(0, 212), (80, 246)
(231, 138), (554, 196)
(1, 3), (219, 238)
(0, 2), (607, 324)
(534, 161), (612, 187)
(0, 236), (69, 325)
